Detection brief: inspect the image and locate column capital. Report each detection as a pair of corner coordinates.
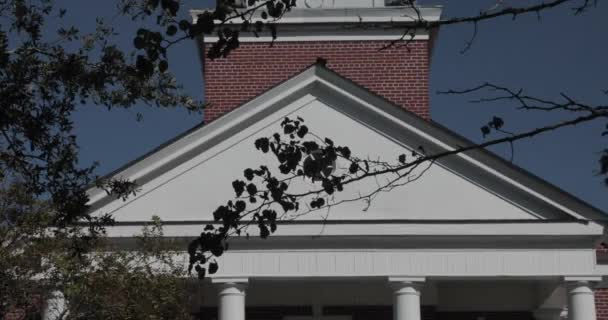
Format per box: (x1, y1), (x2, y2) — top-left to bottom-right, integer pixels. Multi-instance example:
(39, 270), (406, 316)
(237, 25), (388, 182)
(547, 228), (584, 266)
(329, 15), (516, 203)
(390, 277), (423, 320)
(212, 277), (248, 296)
(565, 278), (597, 320)
(388, 277), (426, 284)
(563, 276), (602, 284)
(388, 277), (425, 298)
(211, 277), (249, 284)
(215, 278), (247, 320)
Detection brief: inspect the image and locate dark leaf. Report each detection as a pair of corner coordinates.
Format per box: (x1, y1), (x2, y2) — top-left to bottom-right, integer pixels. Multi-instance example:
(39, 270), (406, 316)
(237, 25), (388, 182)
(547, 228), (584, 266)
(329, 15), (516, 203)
(296, 125), (308, 138)
(340, 146), (351, 159)
(481, 126), (491, 137)
(322, 179), (334, 195)
(246, 183), (257, 196)
(133, 36), (145, 49)
(210, 245), (224, 257)
(600, 151), (608, 175)
(255, 137), (270, 153)
(235, 200), (246, 212)
(179, 19), (191, 30)
(244, 168), (255, 180)
(232, 180), (246, 197)
(158, 60), (168, 72)
(195, 265), (206, 279)
(166, 25), (178, 36)
(490, 116), (504, 129)
(208, 261), (219, 274)
(259, 225), (270, 238)
(398, 154), (406, 163)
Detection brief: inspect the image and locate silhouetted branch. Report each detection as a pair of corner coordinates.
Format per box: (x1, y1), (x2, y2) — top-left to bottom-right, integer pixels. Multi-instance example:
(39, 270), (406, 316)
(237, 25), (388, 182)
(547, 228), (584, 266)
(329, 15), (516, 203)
(386, 0), (596, 52)
(460, 21), (478, 54)
(440, 83), (607, 114)
(426, 0), (591, 28)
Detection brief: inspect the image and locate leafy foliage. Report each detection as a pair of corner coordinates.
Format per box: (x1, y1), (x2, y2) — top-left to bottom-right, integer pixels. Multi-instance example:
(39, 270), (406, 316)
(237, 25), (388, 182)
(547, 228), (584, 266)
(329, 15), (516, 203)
(0, 179), (55, 318)
(58, 217), (192, 320)
(0, 0), (204, 246)
(480, 116), (505, 137)
(187, 117), (429, 278)
(121, 0), (296, 61)
(1, 179), (192, 320)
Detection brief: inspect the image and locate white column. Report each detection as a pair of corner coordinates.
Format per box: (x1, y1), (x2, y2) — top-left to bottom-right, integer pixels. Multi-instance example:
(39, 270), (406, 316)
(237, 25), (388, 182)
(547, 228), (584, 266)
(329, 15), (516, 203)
(566, 280), (597, 320)
(42, 290), (66, 320)
(214, 278), (248, 320)
(389, 277), (425, 320)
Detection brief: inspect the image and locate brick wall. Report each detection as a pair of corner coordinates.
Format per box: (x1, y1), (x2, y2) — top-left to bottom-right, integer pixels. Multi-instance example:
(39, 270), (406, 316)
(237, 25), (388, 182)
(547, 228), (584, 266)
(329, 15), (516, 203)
(597, 289), (608, 320)
(203, 40), (431, 122)
(597, 244), (608, 320)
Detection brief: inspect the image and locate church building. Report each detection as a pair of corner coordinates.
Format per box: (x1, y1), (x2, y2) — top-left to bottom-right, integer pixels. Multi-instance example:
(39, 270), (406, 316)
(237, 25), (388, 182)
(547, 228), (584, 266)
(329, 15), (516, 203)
(84, 1), (608, 320)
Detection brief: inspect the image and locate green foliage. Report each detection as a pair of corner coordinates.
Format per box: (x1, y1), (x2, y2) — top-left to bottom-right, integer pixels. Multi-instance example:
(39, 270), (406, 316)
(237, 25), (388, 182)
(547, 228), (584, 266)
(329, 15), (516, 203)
(1, 178), (193, 319)
(0, 179), (56, 317)
(58, 217), (192, 320)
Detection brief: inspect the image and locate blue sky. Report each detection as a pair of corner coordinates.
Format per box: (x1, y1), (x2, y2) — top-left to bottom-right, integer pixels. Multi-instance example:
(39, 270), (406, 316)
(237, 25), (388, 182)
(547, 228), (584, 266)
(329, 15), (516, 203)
(68, 1), (608, 211)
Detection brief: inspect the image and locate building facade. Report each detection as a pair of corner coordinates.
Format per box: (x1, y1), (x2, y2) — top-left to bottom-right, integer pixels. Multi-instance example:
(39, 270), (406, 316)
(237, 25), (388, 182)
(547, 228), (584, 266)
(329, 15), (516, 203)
(81, 1), (608, 320)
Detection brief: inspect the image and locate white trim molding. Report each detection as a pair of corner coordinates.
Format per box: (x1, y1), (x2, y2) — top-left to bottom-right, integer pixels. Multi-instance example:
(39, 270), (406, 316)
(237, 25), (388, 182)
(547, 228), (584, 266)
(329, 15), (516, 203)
(191, 6), (441, 43)
(202, 33), (430, 43)
(563, 276), (603, 283)
(207, 248), (598, 279)
(190, 7), (442, 25)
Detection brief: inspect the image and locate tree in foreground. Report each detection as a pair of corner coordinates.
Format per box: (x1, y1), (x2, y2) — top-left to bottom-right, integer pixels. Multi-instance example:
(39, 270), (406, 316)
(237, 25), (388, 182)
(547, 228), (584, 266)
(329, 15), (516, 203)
(1, 178), (192, 320)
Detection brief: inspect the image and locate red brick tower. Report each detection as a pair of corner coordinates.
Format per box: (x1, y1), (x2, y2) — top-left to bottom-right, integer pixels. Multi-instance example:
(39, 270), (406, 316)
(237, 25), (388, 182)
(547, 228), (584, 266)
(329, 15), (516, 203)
(193, 0), (442, 123)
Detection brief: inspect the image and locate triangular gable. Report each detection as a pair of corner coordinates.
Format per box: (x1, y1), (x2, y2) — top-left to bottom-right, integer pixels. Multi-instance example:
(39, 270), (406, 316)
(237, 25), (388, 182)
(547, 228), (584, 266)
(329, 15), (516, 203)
(87, 64), (606, 232)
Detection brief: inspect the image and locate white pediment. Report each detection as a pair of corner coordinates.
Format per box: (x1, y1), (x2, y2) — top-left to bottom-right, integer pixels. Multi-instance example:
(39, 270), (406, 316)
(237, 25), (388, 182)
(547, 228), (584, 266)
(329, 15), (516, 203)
(88, 65), (605, 238)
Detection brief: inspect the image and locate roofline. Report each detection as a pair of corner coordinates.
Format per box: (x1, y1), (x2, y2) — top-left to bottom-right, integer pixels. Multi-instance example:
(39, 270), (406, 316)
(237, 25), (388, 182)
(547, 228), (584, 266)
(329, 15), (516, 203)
(91, 61), (320, 185)
(86, 63), (324, 205)
(101, 218), (595, 227)
(427, 119), (608, 223)
(190, 6), (443, 25)
(91, 120), (206, 186)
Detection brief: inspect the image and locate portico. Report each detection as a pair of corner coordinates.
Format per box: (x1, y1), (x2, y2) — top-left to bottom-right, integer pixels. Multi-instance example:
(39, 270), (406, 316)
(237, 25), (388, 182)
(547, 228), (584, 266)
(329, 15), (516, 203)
(177, 222), (606, 320)
(195, 276), (599, 320)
